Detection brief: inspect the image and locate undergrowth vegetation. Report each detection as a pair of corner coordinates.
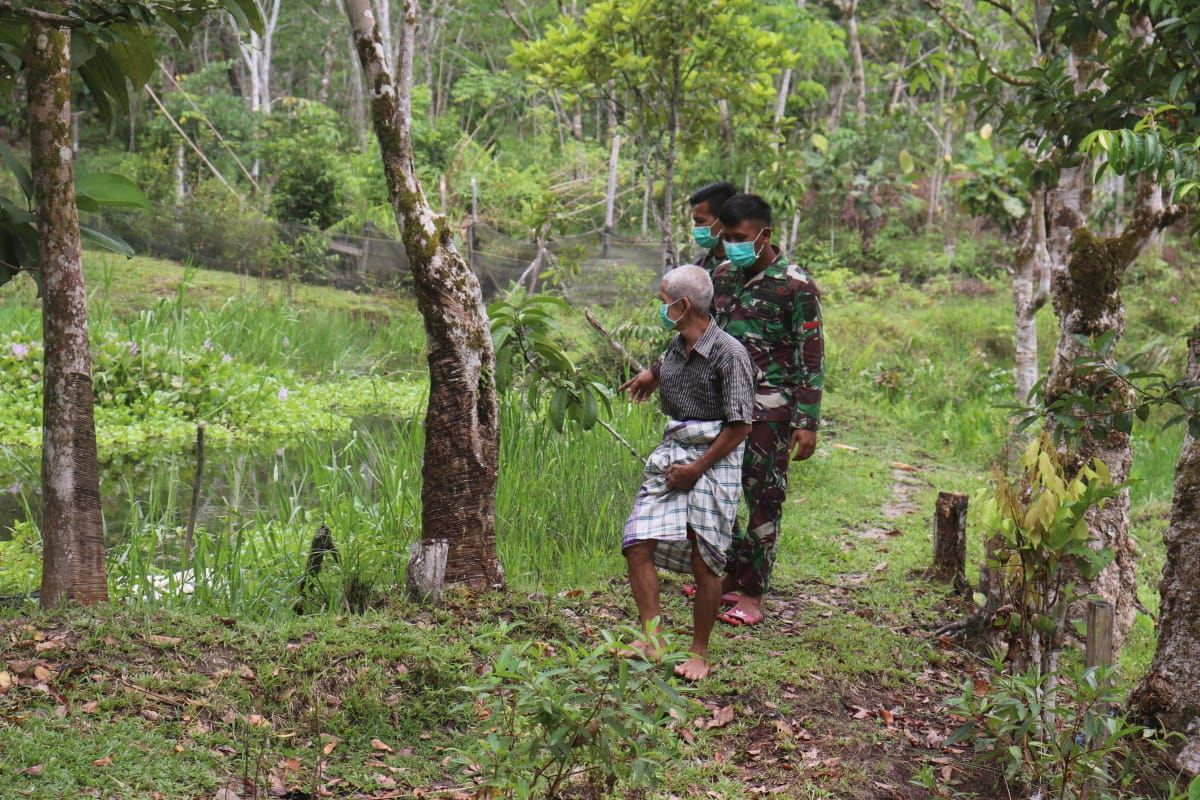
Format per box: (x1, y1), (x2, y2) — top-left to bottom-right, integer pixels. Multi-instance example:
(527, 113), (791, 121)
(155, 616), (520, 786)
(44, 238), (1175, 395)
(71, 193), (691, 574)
(0, 246), (1197, 798)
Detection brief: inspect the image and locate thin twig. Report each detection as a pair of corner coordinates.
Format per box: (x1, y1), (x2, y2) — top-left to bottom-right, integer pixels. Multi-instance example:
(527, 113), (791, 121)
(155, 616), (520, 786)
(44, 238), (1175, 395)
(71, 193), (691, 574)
(598, 418), (642, 462)
(921, 0), (1036, 87)
(583, 307), (645, 373)
(978, 0), (1038, 44)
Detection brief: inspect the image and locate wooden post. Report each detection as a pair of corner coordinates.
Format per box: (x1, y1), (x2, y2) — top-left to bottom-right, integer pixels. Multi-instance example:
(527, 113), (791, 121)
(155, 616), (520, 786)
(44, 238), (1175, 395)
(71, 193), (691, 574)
(1086, 600), (1114, 669)
(602, 133), (621, 258)
(931, 491), (969, 593)
(359, 224), (370, 275)
(183, 423), (205, 562)
(469, 176), (479, 271)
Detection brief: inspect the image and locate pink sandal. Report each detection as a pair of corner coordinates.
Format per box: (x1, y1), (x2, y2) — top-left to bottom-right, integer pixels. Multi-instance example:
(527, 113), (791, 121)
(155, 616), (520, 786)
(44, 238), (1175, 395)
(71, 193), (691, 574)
(681, 584), (740, 606)
(718, 607), (764, 627)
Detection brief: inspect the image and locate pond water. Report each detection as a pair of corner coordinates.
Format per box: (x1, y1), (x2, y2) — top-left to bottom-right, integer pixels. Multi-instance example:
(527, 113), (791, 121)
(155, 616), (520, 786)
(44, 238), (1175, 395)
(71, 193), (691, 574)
(0, 415), (417, 542)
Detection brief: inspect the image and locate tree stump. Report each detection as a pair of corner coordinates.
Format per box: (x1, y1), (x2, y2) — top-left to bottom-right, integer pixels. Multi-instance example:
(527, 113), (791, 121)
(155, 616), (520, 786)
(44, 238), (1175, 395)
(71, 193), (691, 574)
(931, 491), (969, 594)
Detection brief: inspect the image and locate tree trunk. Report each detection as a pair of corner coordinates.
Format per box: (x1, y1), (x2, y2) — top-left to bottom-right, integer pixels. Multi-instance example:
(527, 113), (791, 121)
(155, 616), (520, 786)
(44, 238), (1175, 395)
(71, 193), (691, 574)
(1013, 191), (1051, 405)
(1043, 175), (1181, 648)
(28, 14), (107, 608)
(845, 0), (867, 127)
(1129, 325), (1200, 776)
(345, 0), (503, 597)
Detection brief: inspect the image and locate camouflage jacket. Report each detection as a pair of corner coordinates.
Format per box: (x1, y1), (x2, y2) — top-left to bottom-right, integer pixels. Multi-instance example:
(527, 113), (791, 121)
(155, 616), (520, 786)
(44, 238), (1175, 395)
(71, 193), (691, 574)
(711, 251), (824, 431)
(696, 247), (723, 274)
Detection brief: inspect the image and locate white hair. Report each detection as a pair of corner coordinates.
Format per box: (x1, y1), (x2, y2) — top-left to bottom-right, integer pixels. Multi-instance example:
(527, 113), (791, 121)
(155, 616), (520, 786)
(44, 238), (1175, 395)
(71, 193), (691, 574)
(661, 264), (713, 315)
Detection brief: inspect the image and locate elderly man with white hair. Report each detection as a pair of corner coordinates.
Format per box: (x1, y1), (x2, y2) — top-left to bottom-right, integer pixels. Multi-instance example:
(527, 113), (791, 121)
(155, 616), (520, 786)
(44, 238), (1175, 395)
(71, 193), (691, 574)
(619, 264), (755, 681)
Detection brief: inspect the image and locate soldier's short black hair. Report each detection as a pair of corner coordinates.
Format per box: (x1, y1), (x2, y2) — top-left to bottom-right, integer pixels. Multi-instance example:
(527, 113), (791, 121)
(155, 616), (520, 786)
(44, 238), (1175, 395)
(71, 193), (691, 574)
(718, 193), (772, 227)
(688, 181), (737, 212)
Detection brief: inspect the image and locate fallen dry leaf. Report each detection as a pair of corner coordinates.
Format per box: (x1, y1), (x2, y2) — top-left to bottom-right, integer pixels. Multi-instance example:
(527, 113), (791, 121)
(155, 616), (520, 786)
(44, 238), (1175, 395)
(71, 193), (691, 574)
(371, 738), (395, 754)
(246, 714), (270, 727)
(322, 738), (339, 755)
(831, 443), (860, 452)
(141, 709), (160, 722)
(0, 671), (12, 691)
(873, 561), (890, 573)
(704, 705), (735, 730)
(22, 765), (43, 776)
(80, 700), (100, 714)
(889, 461), (920, 472)
(93, 755), (113, 767)
(147, 634), (182, 647)
(33, 665), (53, 682)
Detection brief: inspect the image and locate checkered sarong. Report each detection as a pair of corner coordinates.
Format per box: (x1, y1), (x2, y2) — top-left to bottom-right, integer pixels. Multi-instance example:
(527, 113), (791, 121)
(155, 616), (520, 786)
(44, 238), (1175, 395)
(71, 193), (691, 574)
(622, 419), (745, 575)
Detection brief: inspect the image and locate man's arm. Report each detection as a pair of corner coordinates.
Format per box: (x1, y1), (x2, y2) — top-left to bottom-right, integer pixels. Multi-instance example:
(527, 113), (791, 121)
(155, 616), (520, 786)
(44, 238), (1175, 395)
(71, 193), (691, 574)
(785, 285), (824, 459)
(665, 422), (752, 491)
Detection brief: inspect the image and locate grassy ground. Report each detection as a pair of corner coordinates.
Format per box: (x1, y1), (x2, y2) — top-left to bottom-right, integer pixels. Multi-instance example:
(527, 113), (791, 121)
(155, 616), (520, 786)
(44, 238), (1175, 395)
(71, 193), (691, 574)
(0, 249), (1196, 798)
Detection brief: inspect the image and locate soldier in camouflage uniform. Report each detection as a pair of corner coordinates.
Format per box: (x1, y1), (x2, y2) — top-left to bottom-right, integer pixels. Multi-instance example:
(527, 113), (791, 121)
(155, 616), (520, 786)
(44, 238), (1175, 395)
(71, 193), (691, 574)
(620, 192), (823, 627)
(688, 181), (737, 273)
(711, 194), (824, 626)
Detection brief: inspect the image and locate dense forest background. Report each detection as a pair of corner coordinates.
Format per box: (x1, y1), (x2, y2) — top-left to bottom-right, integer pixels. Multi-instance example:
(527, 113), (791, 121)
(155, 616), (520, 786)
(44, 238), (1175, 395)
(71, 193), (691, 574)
(0, 0), (1061, 289)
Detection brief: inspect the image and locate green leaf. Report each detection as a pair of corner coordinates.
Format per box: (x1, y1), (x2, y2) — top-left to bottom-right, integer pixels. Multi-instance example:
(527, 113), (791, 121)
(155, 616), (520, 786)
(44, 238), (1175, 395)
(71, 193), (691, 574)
(811, 132), (829, 154)
(0, 142), (33, 203)
(898, 149), (915, 175)
(80, 225), (135, 257)
(76, 173), (150, 210)
(549, 386), (570, 433)
(106, 24), (157, 89)
(580, 388), (599, 431)
(1187, 774), (1200, 800)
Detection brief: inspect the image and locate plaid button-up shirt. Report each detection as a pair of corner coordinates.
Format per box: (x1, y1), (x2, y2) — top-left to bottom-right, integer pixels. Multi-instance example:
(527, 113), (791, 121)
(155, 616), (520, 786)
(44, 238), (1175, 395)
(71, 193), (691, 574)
(657, 318), (755, 425)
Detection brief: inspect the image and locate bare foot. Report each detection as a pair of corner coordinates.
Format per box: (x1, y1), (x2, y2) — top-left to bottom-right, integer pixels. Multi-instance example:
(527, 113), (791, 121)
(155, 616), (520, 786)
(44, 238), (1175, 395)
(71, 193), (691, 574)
(673, 654), (710, 682)
(617, 637), (664, 662)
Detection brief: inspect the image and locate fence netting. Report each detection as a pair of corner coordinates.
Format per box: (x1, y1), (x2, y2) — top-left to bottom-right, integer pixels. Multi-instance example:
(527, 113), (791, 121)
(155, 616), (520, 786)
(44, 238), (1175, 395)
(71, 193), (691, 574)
(95, 208), (675, 305)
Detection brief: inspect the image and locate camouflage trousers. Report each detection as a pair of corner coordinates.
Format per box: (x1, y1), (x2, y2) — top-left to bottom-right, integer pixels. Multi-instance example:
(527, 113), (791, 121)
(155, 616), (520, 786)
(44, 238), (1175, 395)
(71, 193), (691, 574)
(726, 419), (791, 597)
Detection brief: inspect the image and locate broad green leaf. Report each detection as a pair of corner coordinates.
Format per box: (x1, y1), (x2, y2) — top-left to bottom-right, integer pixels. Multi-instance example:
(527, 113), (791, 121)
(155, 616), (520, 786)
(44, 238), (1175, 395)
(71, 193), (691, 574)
(898, 149), (914, 175)
(811, 132), (829, 154)
(76, 173), (150, 210)
(80, 225), (135, 257)
(0, 142), (33, 203)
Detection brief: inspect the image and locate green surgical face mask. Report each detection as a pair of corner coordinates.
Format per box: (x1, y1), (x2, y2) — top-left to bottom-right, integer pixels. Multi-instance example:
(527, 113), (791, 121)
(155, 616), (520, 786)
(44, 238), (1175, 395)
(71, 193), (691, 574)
(725, 229), (766, 269)
(658, 298), (683, 330)
(692, 224), (719, 249)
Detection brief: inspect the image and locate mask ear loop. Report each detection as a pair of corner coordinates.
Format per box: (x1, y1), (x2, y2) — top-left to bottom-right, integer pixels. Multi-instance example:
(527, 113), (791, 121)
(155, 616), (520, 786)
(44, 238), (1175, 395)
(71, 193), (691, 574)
(753, 227), (771, 259)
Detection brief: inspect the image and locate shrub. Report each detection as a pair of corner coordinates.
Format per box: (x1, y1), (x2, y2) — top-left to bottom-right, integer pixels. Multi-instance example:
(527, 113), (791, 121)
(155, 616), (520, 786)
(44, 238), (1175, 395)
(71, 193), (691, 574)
(455, 623), (688, 798)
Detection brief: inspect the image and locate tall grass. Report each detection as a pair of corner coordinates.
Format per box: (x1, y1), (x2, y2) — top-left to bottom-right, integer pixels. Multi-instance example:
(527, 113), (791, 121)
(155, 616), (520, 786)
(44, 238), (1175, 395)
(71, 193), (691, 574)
(92, 399), (661, 617)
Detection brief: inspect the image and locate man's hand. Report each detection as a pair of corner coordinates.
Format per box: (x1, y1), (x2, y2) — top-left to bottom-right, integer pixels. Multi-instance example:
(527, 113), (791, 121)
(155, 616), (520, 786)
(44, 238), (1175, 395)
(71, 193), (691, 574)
(790, 428), (817, 461)
(665, 462), (702, 492)
(618, 368), (659, 402)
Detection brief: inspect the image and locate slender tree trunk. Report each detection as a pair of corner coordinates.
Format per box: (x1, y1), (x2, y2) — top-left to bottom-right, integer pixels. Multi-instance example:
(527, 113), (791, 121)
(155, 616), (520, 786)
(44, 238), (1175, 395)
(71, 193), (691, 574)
(845, 0), (867, 127)
(602, 133), (621, 258)
(345, 0), (503, 597)
(1013, 191), (1051, 405)
(1043, 175), (1181, 647)
(28, 14), (107, 608)
(1129, 325), (1200, 776)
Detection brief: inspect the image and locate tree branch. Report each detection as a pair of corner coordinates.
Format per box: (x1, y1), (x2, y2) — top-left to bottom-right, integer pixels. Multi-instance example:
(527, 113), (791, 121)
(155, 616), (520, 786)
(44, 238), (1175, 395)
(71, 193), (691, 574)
(0, 0), (76, 25)
(921, 0), (1036, 87)
(978, 0), (1037, 45)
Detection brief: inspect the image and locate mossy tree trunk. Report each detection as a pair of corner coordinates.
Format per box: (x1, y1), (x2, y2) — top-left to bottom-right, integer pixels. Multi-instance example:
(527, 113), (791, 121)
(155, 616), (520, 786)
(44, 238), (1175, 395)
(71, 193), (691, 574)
(1012, 190), (1052, 406)
(28, 11), (107, 608)
(1042, 175), (1181, 647)
(1129, 325), (1200, 776)
(344, 0), (503, 597)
